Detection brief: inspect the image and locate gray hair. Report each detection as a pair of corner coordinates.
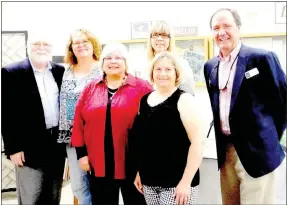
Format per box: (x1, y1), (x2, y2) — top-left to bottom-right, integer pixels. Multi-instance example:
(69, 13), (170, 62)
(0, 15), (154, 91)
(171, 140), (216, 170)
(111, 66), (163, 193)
(98, 42), (130, 73)
(27, 30), (54, 45)
(26, 30), (53, 59)
(209, 8), (242, 29)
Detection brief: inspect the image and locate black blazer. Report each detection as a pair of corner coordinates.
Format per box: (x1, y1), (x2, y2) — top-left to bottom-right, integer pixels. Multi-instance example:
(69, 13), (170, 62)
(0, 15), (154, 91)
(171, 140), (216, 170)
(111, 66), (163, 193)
(1, 58), (65, 168)
(204, 44), (286, 178)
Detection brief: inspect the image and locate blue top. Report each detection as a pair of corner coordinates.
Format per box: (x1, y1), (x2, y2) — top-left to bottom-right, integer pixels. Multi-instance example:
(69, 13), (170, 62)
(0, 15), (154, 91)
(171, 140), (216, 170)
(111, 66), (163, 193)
(57, 65), (101, 144)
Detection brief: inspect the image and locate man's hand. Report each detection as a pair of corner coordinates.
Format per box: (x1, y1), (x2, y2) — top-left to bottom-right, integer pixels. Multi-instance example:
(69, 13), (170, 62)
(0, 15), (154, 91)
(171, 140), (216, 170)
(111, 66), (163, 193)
(79, 156), (90, 171)
(10, 152), (25, 167)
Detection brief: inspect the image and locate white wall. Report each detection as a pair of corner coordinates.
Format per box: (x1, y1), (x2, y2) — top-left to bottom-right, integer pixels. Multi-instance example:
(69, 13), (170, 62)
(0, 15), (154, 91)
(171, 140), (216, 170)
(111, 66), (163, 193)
(2, 2), (286, 55)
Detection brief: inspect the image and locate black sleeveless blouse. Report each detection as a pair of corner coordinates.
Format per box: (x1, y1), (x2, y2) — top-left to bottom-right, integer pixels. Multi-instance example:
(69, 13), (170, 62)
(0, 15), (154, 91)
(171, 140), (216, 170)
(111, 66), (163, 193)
(136, 88), (200, 187)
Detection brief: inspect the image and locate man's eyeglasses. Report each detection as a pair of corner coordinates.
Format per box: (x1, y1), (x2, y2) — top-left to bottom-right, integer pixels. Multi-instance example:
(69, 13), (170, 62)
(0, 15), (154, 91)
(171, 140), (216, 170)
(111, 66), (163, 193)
(31, 42), (52, 49)
(150, 33), (170, 39)
(72, 40), (90, 47)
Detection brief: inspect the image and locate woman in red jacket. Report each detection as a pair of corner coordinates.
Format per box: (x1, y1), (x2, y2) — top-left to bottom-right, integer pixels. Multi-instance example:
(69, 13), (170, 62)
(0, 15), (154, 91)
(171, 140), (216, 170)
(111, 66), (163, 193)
(71, 42), (153, 205)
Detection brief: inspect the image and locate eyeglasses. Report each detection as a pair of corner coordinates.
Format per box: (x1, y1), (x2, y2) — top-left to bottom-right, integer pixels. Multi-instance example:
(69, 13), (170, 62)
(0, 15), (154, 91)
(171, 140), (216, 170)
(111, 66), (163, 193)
(153, 67), (175, 73)
(31, 42), (52, 49)
(72, 40), (90, 47)
(209, 54), (239, 91)
(104, 56), (125, 62)
(150, 33), (170, 39)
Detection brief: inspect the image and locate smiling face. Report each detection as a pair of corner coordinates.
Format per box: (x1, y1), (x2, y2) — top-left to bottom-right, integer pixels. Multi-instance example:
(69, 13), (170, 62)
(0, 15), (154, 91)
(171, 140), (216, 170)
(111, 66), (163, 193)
(102, 51), (126, 76)
(152, 57), (177, 89)
(147, 21), (175, 61)
(151, 32), (170, 54)
(28, 39), (52, 65)
(71, 31), (93, 59)
(211, 10), (240, 56)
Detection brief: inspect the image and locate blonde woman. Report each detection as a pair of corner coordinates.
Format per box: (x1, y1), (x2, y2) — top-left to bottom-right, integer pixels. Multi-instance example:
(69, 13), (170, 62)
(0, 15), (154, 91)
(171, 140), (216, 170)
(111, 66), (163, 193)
(133, 51), (205, 205)
(144, 21), (196, 96)
(58, 28), (102, 205)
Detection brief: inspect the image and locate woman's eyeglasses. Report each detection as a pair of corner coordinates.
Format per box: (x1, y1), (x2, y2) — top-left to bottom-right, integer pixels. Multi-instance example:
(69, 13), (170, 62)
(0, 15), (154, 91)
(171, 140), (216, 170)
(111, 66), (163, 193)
(150, 33), (170, 39)
(104, 56), (125, 62)
(72, 40), (90, 47)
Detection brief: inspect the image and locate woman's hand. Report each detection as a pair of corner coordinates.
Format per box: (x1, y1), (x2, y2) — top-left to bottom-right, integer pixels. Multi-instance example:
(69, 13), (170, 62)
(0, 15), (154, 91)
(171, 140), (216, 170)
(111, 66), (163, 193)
(174, 180), (190, 205)
(134, 172), (143, 194)
(79, 156), (90, 172)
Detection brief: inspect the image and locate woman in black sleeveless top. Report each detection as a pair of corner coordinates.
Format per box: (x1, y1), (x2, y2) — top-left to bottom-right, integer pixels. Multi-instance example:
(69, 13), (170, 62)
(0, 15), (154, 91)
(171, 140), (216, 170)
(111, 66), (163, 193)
(132, 51), (205, 205)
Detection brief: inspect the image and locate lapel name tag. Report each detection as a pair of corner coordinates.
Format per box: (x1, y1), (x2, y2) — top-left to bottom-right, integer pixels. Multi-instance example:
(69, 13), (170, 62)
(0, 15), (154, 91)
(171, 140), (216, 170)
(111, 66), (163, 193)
(245, 67), (259, 79)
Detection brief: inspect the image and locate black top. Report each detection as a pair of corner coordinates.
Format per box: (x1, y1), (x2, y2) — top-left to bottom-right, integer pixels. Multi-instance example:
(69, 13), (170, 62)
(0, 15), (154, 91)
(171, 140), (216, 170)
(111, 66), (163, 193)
(136, 88), (200, 187)
(104, 88), (118, 178)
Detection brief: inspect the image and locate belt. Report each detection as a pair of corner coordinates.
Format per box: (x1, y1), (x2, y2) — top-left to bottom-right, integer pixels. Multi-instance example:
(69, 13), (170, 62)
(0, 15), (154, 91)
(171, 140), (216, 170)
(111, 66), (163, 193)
(46, 126), (59, 135)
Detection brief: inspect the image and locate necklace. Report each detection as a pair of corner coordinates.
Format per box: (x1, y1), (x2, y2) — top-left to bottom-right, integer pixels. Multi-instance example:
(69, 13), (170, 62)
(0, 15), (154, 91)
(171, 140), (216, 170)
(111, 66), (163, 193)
(108, 88), (118, 99)
(105, 75), (127, 99)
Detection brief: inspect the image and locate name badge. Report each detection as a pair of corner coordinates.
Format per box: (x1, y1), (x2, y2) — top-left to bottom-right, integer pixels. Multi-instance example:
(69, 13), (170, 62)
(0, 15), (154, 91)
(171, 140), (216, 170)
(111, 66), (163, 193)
(245, 67), (259, 79)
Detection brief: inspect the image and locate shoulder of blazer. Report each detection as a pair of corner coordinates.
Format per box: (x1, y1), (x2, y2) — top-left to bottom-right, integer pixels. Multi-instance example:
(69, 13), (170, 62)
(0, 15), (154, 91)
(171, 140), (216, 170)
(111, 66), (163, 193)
(240, 44), (272, 60)
(50, 61), (65, 72)
(206, 56), (218, 67)
(204, 56), (218, 73)
(2, 58), (30, 73)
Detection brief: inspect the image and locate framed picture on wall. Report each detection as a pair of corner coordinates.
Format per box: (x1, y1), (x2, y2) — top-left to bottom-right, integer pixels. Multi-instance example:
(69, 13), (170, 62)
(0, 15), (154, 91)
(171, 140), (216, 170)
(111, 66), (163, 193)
(175, 38), (208, 83)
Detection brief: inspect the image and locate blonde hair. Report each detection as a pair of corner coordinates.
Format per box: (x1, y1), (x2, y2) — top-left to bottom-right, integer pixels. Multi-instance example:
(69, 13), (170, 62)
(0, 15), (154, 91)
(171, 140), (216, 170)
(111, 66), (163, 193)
(147, 21), (175, 61)
(64, 28), (102, 66)
(148, 51), (182, 86)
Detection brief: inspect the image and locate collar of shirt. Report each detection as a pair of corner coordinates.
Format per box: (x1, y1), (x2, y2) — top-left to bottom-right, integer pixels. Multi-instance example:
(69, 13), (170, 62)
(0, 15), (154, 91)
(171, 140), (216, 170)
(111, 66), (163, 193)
(218, 41), (242, 62)
(29, 58), (52, 74)
(96, 73), (137, 87)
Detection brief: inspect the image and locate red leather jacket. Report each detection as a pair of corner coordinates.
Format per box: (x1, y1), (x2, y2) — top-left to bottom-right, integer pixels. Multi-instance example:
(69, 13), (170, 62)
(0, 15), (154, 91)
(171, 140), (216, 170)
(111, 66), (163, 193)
(71, 74), (153, 179)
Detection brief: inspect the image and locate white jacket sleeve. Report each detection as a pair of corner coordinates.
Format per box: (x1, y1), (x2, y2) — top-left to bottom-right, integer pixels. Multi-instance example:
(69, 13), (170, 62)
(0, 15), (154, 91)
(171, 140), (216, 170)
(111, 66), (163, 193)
(179, 58), (196, 96)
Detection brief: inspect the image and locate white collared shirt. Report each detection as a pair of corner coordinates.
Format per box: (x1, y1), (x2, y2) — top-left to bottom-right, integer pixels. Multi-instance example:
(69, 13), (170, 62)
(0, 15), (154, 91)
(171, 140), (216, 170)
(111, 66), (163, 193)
(30, 59), (59, 129)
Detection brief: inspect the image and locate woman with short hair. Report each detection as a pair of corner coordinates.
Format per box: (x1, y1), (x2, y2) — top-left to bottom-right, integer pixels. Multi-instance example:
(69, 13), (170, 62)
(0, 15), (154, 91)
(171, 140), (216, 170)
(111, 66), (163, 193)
(71, 43), (153, 205)
(134, 51), (205, 205)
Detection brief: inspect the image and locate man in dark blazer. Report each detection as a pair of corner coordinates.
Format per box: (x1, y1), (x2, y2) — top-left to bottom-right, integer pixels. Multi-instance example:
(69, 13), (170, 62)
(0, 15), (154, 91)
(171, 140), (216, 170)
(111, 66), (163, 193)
(204, 8), (286, 205)
(1, 32), (65, 205)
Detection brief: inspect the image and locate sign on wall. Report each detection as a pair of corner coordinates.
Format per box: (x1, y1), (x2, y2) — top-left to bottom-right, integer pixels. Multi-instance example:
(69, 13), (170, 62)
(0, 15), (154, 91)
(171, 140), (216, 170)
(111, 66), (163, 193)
(173, 26), (198, 36)
(131, 21), (152, 39)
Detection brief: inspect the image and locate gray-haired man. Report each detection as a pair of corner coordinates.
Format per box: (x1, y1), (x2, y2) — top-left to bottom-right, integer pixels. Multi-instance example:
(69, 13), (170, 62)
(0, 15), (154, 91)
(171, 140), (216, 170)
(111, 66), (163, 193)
(2, 31), (66, 205)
